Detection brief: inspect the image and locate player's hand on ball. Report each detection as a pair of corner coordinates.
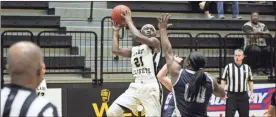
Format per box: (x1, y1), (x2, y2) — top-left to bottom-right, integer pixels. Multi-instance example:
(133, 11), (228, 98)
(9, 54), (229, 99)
(174, 56), (183, 63)
(157, 13), (172, 30)
(121, 10), (132, 23)
(111, 20), (122, 32)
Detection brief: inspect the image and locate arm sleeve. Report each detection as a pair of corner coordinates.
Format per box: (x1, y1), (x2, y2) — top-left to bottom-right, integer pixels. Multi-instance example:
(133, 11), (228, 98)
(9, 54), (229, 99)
(242, 25), (254, 33)
(248, 66), (253, 81)
(263, 25), (270, 33)
(271, 92), (276, 106)
(39, 103), (59, 117)
(221, 65), (229, 81)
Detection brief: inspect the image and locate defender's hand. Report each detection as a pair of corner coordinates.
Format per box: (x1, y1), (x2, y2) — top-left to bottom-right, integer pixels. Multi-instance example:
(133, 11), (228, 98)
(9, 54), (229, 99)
(157, 13), (173, 30)
(174, 56), (183, 63)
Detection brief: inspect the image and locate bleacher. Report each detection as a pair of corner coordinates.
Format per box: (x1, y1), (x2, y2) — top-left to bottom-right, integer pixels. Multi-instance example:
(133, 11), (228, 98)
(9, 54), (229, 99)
(103, 1), (276, 82)
(1, 1), (97, 83)
(1, 1), (275, 83)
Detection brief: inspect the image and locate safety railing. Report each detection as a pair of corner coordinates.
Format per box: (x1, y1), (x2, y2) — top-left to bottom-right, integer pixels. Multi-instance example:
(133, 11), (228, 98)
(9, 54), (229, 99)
(1, 30), (98, 84)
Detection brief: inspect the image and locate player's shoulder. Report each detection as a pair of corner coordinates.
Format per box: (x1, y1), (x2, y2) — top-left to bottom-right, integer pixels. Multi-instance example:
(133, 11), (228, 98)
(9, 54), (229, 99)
(205, 73), (215, 83)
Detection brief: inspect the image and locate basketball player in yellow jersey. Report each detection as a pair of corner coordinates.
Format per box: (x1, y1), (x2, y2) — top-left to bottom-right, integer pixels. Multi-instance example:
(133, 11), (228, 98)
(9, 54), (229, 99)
(107, 10), (163, 117)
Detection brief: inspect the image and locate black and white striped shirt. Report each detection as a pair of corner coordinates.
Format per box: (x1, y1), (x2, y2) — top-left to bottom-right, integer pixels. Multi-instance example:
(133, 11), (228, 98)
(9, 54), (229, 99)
(1, 84), (58, 117)
(221, 63), (253, 92)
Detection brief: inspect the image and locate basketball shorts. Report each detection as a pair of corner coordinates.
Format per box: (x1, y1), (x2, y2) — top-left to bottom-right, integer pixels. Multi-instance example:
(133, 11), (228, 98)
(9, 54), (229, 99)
(113, 79), (162, 117)
(163, 92), (176, 117)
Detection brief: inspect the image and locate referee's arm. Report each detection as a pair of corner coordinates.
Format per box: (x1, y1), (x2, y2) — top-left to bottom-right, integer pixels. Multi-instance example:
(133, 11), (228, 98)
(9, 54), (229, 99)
(221, 65), (229, 90)
(248, 66), (254, 95)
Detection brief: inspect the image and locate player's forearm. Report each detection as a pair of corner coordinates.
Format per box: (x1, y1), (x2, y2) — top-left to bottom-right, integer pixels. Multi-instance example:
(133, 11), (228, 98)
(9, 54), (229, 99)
(157, 64), (172, 91)
(160, 29), (174, 66)
(126, 21), (142, 41)
(161, 77), (172, 91)
(216, 85), (226, 98)
(221, 80), (226, 90)
(112, 31), (121, 55)
(249, 81), (254, 94)
(157, 64), (169, 79)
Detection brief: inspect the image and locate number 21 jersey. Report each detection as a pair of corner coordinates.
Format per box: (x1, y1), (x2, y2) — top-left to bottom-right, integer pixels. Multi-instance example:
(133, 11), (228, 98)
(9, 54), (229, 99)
(131, 44), (161, 80)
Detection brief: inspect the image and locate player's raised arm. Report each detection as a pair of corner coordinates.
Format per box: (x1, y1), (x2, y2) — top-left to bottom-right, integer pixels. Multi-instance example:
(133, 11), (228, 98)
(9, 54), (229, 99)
(111, 21), (132, 58)
(157, 56), (183, 91)
(157, 14), (181, 85)
(121, 10), (160, 52)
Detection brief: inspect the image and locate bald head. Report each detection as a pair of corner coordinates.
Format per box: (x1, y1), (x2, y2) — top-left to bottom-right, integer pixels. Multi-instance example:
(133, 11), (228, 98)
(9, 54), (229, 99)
(7, 41), (45, 89)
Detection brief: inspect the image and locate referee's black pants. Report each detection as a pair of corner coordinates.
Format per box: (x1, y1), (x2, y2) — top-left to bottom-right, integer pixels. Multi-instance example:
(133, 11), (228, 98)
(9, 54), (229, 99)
(225, 92), (249, 117)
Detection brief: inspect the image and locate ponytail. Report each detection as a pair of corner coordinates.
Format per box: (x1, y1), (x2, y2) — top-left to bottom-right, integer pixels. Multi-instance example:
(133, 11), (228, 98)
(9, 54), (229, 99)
(185, 51), (207, 102)
(187, 69), (207, 101)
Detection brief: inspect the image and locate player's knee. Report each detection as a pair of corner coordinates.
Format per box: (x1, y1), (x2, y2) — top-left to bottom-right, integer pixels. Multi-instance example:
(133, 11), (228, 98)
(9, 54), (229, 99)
(106, 109), (116, 117)
(106, 104), (124, 117)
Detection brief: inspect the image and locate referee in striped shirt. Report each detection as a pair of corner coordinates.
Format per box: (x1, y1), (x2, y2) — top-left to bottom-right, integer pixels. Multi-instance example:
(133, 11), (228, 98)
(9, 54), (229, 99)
(1, 41), (58, 117)
(221, 49), (254, 117)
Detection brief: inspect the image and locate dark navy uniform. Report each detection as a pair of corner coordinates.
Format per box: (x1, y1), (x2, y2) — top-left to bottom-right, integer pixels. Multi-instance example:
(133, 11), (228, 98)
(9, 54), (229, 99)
(173, 69), (214, 117)
(163, 92), (175, 117)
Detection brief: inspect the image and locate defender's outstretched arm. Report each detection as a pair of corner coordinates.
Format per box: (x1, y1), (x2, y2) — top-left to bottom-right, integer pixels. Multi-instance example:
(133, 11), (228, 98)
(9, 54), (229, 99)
(158, 14), (181, 85)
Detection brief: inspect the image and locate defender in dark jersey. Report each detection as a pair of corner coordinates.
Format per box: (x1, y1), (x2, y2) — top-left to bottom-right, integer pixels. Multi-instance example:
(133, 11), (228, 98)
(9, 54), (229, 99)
(157, 13), (226, 117)
(157, 56), (183, 117)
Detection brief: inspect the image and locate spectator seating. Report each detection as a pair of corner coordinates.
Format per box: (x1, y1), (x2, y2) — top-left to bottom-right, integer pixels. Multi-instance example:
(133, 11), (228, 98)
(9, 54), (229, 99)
(107, 1), (275, 15)
(1, 1), (49, 9)
(2, 56), (85, 69)
(2, 15), (61, 28)
(109, 1), (275, 73)
(1, 2), (91, 75)
(131, 17), (276, 30)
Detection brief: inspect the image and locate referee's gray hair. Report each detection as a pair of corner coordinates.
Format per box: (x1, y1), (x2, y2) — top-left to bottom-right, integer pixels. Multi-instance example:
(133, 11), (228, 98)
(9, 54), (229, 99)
(234, 49), (244, 55)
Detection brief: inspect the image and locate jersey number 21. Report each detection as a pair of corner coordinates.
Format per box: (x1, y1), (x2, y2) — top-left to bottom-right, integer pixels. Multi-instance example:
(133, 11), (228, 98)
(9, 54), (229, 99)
(134, 56), (144, 67)
(184, 84), (206, 103)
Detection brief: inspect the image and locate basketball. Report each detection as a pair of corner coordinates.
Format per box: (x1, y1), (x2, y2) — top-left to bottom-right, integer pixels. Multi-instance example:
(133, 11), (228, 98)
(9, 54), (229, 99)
(111, 5), (131, 25)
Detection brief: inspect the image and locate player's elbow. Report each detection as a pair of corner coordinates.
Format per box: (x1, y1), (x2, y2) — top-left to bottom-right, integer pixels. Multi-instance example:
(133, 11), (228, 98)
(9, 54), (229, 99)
(112, 50), (120, 55)
(157, 75), (164, 82)
(214, 91), (225, 98)
(165, 49), (173, 56)
(220, 91), (226, 98)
